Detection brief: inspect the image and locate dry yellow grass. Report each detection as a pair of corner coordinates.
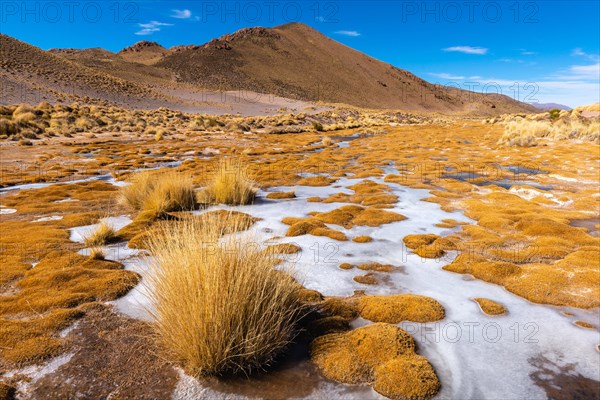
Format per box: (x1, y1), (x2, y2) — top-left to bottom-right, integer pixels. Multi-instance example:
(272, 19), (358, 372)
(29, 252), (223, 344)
(84, 222), (117, 247)
(196, 159), (258, 205)
(499, 113), (600, 146)
(89, 247), (106, 260)
(145, 212), (305, 376)
(119, 171), (196, 220)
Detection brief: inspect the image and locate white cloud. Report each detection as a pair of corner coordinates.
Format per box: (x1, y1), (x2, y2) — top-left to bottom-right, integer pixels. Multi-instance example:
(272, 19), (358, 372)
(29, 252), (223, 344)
(443, 46), (488, 55)
(171, 9), (192, 19)
(334, 30), (360, 37)
(571, 48), (599, 62)
(135, 21), (172, 35)
(426, 68), (600, 107)
(429, 72), (466, 80)
(499, 58), (525, 64)
(568, 63), (600, 80)
(520, 50), (536, 56)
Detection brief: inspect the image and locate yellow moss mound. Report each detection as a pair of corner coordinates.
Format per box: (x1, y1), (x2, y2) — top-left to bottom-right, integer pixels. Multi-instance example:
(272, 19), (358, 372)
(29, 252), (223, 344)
(311, 323), (440, 400)
(298, 176), (336, 186)
(354, 273), (378, 285)
(357, 263), (397, 272)
(473, 298), (507, 315)
(320, 297), (359, 320)
(373, 355), (441, 400)
(266, 191), (296, 199)
(265, 243), (302, 254)
(413, 244), (446, 259)
(311, 205), (406, 228)
(358, 294), (445, 323)
(0, 250), (138, 366)
(283, 217), (348, 241)
(403, 234), (440, 249)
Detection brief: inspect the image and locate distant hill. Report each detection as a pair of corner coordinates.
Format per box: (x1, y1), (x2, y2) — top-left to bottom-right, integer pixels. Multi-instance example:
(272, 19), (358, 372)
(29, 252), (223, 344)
(530, 102), (572, 111)
(0, 24), (537, 115)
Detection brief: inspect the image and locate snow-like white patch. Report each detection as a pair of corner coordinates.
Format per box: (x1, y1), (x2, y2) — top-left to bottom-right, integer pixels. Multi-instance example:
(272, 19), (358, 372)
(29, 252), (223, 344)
(69, 216), (132, 243)
(114, 175), (598, 399)
(2, 352), (75, 396)
(0, 207), (16, 214)
(549, 174), (597, 184)
(54, 198), (79, 203)
(33, 215), (63, 222)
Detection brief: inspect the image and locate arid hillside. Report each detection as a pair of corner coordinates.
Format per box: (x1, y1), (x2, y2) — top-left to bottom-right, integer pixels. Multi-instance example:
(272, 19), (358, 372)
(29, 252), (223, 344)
(0, 24), (537, 115)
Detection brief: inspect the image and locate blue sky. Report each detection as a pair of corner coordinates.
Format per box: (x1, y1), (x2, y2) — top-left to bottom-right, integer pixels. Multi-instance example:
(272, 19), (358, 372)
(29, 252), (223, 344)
(1, 1), (599, 107)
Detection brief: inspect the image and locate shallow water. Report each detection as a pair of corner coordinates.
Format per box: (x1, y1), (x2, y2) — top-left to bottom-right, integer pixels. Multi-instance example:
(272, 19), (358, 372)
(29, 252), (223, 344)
(105, 176), (599, 399)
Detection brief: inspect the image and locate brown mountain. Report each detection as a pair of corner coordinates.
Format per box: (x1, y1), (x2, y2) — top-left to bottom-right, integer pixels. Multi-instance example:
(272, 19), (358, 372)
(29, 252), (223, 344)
(118, 41), (168, 65)
(0, 24), (536, 115)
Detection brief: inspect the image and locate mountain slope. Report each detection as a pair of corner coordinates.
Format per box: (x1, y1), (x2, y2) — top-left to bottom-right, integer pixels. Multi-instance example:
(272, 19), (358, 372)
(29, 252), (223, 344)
(0, 34), (165, 107)
(157, 23), (535, 114)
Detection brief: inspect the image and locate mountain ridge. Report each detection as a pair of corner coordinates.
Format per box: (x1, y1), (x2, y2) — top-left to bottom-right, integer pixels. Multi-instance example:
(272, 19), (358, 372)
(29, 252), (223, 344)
(0, 24), (537, 115)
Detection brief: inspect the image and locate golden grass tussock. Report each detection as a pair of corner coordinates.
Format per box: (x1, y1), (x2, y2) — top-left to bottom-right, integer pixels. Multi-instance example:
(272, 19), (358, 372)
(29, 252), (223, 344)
(145, 213), (305, 376)
(196, 159), (258, 205)
(266, 191), (296, 200)
(499, 114), (600, 146)
(358, 294), (445, 323)
(352, 235), (373, 243)
(311, 323), (440, 400)
(127, 210), (260, 250)
(89, 247), (106, 260)
(473, 298), (507, 315)
(84, 222), (118, 247)
(119, 171), (196, 220)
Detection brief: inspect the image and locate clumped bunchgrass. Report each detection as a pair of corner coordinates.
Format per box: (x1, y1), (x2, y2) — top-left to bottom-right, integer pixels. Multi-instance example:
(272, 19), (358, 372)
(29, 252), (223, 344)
(89, 247), (106, 260)
(145, 213), (304, 376)
(84, 222), (117, 246)
(119, 171), (196, 220)
(196, 159), (258, 205)
(498, 113), (600, 146)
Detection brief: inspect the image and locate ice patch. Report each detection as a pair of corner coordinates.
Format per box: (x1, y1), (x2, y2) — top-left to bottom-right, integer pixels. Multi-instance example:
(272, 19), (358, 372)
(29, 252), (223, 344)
(116, 176), (598, 399)
(33, 215), (63, 222)
(69, 216), (132, 243)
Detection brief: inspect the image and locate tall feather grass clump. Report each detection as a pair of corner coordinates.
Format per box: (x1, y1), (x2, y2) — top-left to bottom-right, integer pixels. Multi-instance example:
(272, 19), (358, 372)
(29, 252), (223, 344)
(119, 171), (196, 219)
(197, 159), (257, 205)
(84, 222), (117, 246)
(145, 213), (304, 376)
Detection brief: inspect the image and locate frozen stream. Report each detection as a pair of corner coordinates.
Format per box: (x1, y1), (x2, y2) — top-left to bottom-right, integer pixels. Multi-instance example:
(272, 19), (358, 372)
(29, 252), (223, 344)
(100, 175), (600, 399)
